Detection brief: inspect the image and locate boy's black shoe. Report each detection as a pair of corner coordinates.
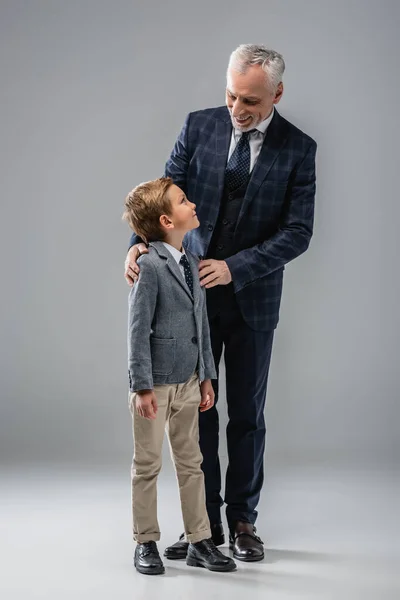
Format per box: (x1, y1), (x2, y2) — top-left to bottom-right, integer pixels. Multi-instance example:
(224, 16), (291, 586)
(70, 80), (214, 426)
(164, 523), (225, 560)
(134, 541), (165, 575)
(186, 538), (236, 572)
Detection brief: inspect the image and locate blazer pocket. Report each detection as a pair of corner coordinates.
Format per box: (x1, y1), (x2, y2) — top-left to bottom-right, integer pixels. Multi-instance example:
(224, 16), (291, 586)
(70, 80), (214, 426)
(150, 337), (176, 375)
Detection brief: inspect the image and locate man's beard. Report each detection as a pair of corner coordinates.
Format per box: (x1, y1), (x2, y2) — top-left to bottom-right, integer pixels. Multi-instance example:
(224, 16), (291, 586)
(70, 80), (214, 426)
(228, 110), (259, 132)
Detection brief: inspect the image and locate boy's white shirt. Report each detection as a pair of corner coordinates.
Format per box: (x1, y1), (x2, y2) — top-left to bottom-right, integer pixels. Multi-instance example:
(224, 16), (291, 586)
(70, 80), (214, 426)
(162, 241), (187, 280)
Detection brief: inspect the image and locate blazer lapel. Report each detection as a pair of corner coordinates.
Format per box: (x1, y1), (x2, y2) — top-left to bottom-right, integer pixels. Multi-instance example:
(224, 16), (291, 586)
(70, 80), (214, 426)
(150, 242), (193, 301)
(186, 250), (201, 309)
(236, 110), (289, 228)
(215, 112), (233, 199)
(166, 257), (194, 301)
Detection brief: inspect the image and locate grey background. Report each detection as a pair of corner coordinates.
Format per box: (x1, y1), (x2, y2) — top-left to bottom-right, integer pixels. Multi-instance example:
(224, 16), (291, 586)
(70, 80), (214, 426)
(1, 0), (399, 472)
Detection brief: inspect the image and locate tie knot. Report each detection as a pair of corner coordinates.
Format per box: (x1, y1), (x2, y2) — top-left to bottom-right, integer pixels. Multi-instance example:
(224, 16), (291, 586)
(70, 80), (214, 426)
(239, 131), (251, 141)
(180, 254), (189, 266)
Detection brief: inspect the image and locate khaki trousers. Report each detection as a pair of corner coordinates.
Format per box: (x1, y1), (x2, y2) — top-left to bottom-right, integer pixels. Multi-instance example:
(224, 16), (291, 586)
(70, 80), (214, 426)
(129, 374), (211, 543)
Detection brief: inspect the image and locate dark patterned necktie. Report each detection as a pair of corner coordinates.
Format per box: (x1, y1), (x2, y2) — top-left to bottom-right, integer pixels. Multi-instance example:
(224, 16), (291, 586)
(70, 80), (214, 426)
(180, 254), (194, 295)
(225, 131), (251, 191)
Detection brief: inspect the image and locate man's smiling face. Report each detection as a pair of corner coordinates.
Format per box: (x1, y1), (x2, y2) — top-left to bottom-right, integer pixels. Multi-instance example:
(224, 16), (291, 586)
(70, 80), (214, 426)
(226, 63), (283, 131)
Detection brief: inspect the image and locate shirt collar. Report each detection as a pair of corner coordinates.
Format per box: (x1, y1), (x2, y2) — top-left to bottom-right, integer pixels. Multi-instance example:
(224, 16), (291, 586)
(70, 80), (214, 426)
(233, 106), (275, 138)
(162, 241), (185, 265)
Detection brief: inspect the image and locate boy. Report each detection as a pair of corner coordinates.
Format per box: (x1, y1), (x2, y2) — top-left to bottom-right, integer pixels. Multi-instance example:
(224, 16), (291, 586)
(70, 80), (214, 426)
(123, 177), (236, 575)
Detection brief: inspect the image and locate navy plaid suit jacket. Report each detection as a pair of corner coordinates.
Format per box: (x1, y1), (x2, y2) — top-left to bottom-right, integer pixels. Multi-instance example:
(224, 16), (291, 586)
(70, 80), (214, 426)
(130, 106), (317, 331)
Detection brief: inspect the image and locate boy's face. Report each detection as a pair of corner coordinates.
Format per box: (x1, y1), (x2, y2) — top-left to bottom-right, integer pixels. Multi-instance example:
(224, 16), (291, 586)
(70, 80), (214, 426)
(162, 185), (199, 234)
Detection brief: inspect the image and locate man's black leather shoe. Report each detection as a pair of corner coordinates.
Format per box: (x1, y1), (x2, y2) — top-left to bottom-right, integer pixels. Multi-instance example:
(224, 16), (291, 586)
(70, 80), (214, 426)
(187, 538), (236, 572)
(134, 541), (165, 575)
(163, 532), (188, 560)
(229, 521), (264, 562)
(164, 523), (225, 560)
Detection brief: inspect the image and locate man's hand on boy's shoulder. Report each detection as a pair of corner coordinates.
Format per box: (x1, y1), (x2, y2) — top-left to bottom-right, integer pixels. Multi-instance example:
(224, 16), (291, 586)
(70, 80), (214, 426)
(125, 243), (149, 286)
(134, 389), (158, 420)
(199, 379), (215, 412)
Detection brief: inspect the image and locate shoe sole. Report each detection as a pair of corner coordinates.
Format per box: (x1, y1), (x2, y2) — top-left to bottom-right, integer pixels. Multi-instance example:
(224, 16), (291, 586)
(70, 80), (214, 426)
(164, 538), (225, 560)
(134, 560), (165, 575)
(163, 552), (187, 560)
(186, 557), (236, 572)
(233, 553), (264, 562)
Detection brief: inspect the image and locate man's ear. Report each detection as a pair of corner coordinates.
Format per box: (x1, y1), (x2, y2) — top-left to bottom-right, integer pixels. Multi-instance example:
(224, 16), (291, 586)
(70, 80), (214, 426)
(159, 214), (174, 229)
(273, 82), (284, 105)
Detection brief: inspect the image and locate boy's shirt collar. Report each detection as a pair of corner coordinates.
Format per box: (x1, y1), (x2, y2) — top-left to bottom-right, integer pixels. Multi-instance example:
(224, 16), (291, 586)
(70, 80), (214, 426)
(161, 241), (185, 265)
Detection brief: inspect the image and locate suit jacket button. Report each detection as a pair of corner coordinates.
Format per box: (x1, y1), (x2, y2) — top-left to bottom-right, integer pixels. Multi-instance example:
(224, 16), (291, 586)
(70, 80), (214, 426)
(207, 224), (213, 231)
(191, 336), (198, 344)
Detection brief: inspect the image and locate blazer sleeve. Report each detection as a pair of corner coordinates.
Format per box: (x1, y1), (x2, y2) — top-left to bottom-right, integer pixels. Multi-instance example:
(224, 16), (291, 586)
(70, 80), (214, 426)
(164, 113), (191, 194)
(201, 289), (217, 380)
(127, 257), (158, 391)
(225, 140), (317, 293)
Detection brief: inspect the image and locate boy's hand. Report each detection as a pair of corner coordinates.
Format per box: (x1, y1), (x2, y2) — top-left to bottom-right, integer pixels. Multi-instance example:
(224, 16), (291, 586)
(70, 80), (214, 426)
(199, 379), (215, 412)
(124, 243), (149, 286)
(135, 390), (158, 420)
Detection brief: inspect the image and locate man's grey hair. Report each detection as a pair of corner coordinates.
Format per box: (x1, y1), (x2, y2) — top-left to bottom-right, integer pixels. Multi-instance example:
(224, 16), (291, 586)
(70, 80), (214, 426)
(228, 44), (285, 92)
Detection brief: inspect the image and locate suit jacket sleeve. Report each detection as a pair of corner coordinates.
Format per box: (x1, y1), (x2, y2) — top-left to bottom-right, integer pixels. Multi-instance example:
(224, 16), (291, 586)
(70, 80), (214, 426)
(164, 113), (191, 194)
(128, 231), (144, 250)
(201, 289), (217, 380)
(225, 140), (317, 293)
(128, 257), (158, 391)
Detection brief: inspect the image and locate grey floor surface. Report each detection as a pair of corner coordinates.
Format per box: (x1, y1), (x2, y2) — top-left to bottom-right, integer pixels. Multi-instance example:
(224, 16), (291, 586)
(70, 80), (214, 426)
(1, 464), (399, 600)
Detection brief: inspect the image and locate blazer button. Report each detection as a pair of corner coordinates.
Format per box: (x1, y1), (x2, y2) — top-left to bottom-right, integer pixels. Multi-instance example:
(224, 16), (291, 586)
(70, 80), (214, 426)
(217, 244), (224, 251)
(207, 224), (213, 231)
(222, 219), (228, 225)
(191, 336), (198, 344)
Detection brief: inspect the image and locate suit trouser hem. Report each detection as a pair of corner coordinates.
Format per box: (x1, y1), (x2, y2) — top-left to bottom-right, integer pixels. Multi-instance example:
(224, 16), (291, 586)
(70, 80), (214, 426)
(185, 527), (212, 543)
(134, 532), (161, 543)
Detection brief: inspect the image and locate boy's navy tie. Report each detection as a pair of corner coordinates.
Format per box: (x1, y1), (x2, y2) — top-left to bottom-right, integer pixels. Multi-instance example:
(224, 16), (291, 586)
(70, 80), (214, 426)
(180, 255), (194, 296)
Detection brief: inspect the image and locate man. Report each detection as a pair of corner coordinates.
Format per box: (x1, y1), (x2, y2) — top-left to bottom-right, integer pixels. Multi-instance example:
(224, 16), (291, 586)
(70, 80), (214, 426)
(124, 44), (317, 562)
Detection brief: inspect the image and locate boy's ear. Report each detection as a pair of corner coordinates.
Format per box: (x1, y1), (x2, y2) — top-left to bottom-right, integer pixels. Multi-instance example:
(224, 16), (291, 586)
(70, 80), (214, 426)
(159, 214), (174, 229)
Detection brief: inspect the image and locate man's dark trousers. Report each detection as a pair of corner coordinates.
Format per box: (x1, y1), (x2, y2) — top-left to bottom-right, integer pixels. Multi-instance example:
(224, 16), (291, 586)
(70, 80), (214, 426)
(199, 283), (274, 530)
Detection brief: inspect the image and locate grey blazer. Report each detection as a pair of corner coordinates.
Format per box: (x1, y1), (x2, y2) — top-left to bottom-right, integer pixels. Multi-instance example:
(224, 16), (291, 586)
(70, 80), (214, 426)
(128, 241), (216, 391)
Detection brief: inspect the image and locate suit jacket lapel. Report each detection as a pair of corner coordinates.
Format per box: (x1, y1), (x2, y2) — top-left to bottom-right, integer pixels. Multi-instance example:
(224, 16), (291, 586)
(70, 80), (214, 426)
(166, 257), (194, 301)
(236, 110), (289, 228)
(150, 242), (193, 302)
(215, 113), (232, 199)
(186, 250), (201, 309)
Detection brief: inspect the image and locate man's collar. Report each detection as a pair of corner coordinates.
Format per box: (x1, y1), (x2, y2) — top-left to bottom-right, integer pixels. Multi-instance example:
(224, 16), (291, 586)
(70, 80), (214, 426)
(255, 106), (275, 134)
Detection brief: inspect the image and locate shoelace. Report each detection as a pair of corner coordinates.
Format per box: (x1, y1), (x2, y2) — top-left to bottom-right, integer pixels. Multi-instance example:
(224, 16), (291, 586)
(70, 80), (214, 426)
(200, 538), (219, 556)
(141, 541), (157, 557)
